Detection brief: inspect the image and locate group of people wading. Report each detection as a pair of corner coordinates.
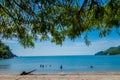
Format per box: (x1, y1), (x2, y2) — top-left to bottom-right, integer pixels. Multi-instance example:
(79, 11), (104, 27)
(20, 65), (63, 75)
(39, 64), (63, 71)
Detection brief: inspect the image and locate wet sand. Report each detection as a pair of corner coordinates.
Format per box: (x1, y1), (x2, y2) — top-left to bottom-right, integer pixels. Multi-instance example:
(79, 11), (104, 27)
(0, 73), (120, 80)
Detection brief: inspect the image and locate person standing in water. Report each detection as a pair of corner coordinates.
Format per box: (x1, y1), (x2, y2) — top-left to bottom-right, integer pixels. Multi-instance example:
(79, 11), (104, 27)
(60, 65), (63, 72)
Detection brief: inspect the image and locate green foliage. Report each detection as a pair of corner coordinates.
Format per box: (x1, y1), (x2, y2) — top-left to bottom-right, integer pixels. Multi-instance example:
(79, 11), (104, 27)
(0, 41), (15, 59)
(0, 0), (120, 47)
(95, 46), (120, 55)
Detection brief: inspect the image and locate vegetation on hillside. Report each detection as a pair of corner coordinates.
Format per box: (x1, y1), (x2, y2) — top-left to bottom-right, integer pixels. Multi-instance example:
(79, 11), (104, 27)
(95, 46), (120, 55)
(0, 41), (16, 59)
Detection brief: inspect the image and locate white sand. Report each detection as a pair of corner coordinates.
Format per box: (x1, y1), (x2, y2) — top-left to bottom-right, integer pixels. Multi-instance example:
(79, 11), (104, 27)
(0, 73), (120, 80)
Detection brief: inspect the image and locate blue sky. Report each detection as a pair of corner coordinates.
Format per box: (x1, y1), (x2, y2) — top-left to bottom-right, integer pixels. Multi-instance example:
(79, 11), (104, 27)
(2, 28), (120, 56)
(1, 0), (119, 56)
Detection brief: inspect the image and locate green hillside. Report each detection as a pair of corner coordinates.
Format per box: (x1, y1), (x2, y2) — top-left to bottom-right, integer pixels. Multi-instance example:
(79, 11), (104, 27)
(0, 41), (16, 59)
(95, 46), (120, 55)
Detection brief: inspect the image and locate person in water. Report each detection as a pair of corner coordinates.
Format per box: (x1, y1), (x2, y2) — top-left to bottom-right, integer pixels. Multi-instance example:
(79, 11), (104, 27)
(90, 65), (93, 68)
(60, 65), (63, 72)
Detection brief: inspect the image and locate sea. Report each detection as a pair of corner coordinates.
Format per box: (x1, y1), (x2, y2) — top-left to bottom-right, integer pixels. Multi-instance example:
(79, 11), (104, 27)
(0, 55), (120, 74)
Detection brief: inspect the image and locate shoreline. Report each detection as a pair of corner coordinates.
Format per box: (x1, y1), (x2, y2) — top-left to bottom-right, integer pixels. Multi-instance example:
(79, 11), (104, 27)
(0, 72), (120, 80)
(1, 72), (120, 75)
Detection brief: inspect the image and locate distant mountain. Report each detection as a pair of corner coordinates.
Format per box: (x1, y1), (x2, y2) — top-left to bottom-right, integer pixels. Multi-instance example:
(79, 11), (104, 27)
(95, 46), (120, 55)
(0, 41), (16, 59)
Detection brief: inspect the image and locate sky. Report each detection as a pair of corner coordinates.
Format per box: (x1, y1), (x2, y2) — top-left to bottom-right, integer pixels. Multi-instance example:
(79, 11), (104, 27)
(2, 28), (120, 56)
(1, 0), (119, 56)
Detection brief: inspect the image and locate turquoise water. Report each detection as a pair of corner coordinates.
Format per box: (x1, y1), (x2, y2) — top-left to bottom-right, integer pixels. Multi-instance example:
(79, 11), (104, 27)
(0, 55), (120, 74)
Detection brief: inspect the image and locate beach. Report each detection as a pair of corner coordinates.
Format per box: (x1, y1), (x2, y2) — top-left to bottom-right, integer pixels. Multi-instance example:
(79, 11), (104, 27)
(0, 73), (120, 80)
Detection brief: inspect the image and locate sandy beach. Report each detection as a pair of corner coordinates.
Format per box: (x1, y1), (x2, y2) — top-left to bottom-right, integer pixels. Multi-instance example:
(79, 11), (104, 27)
(0, 73), (120, 80)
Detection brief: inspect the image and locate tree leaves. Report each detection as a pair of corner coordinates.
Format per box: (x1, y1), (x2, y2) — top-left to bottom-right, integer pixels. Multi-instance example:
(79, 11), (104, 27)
(0, 0), (120, 47)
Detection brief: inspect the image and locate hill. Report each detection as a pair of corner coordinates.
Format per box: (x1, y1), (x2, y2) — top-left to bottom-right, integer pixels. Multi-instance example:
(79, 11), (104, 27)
(95, 46), (120, 55)
(0, 41), (16, 59)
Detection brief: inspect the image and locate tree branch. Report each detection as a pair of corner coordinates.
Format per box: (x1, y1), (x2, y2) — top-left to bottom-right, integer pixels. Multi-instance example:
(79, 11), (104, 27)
(78, 0), (88, 15)
(89, 0), (99, 10)
(13, 0), (35, 15)
(0, 4), (16, 20)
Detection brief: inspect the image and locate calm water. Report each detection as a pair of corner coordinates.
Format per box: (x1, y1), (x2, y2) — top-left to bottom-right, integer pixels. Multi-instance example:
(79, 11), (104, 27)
(0, 55), (120, 74)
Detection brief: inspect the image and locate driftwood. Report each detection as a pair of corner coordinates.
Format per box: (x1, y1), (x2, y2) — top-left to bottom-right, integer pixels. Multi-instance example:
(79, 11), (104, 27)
(20, 69), (36, 75)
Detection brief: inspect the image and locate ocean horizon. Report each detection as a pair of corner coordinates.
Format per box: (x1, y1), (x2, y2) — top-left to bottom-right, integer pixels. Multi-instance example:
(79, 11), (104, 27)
(0, 55), (120, 74)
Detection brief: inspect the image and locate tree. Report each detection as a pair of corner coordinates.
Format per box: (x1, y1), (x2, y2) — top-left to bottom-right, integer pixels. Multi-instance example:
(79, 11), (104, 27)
(0, 0), (120, 47)
(0, 41), (15, 59)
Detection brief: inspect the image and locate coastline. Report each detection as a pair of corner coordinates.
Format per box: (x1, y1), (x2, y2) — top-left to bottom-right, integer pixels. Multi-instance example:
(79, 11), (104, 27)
(0, 72), (120, 80)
